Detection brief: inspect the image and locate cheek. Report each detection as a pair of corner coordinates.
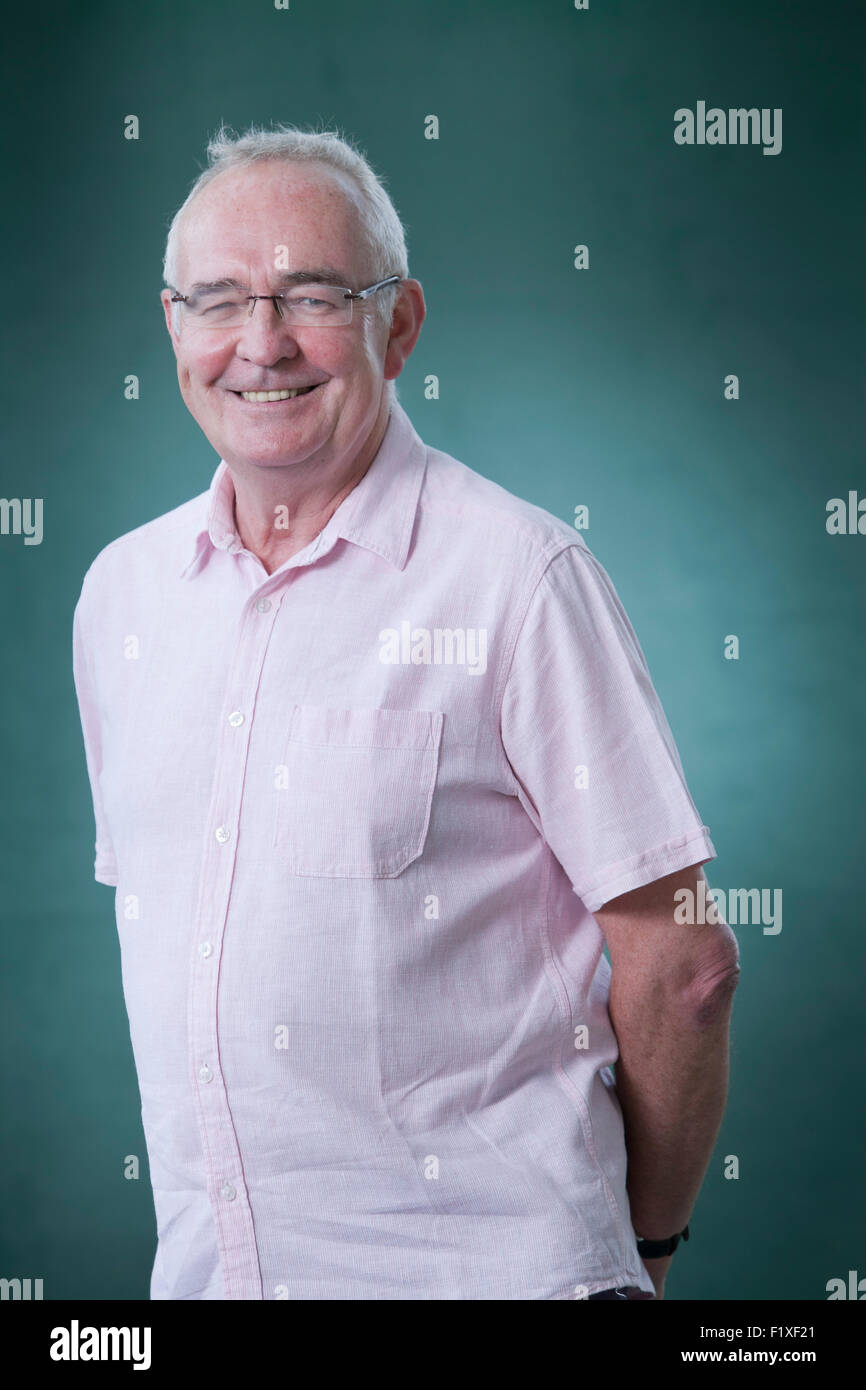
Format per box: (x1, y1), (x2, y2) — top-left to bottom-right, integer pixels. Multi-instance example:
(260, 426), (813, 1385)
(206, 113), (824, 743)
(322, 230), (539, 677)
(314, 329), (377, 377)
(306, 338), (350, 376)
(179, 343), (231, 387)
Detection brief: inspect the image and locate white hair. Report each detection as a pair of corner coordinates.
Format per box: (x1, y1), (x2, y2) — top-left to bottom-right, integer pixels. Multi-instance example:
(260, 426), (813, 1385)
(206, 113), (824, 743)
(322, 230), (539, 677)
(163, 123), (411, 403)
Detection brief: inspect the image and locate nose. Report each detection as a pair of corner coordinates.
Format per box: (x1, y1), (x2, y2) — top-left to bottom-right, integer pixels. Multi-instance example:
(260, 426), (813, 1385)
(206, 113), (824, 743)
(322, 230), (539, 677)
(235, 297), (301, 364)
(248, 295), (286, 318)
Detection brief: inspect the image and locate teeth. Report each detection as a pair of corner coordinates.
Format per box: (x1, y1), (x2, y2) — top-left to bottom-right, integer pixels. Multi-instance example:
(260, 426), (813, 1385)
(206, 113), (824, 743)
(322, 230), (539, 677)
(240, 387), (315, 402)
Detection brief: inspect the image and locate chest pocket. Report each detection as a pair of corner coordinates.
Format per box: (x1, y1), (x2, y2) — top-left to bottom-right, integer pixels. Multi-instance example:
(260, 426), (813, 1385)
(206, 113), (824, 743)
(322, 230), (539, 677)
(273, 705), (444, 877)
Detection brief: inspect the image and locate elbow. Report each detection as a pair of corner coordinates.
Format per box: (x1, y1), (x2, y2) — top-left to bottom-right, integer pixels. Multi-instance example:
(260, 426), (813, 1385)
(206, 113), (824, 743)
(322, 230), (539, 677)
(683, 948), (741, 1030)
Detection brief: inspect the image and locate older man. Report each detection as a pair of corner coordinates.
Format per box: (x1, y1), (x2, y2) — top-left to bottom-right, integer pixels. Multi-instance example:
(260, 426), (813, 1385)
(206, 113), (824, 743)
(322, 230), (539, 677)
(73, 124), (739, 1302)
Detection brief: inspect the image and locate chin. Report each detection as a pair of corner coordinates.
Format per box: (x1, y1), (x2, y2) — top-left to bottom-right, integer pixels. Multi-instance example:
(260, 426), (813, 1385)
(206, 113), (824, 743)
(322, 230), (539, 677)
(224, 438), (320, 469)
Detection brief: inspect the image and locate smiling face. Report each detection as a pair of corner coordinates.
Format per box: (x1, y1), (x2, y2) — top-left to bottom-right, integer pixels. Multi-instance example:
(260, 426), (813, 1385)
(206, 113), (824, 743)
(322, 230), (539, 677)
(161, 159), (406, 474)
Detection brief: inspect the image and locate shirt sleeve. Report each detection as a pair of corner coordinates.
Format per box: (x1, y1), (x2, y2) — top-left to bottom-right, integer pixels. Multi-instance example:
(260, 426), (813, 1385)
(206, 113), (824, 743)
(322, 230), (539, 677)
(72, 586), (119, 887)
(499, 542), (715, 914)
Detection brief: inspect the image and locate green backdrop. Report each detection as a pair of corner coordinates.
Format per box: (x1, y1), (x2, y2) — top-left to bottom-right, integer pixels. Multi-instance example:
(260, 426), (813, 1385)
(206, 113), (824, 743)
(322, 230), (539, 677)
(1, 0), (863, 1300)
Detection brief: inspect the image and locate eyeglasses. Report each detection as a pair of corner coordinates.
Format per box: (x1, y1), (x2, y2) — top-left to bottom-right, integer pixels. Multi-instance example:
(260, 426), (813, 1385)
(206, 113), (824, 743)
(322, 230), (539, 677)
(169, 275), (402, 329)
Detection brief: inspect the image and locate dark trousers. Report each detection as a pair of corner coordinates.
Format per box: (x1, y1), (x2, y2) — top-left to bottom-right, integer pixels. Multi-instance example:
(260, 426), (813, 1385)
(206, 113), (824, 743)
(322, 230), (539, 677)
(587, 1285), (655, 1300)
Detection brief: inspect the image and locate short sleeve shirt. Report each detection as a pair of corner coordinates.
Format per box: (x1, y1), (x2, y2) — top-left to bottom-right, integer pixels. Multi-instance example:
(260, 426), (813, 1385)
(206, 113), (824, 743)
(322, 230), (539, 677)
(72, 401), (715, 1300)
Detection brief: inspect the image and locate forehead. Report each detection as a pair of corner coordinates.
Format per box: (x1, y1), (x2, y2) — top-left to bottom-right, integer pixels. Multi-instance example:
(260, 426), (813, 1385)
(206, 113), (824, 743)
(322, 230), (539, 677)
(176, 161), (367, 281)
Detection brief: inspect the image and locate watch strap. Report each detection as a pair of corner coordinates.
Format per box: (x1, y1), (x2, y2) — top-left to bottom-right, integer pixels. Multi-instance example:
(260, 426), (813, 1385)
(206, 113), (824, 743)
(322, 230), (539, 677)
(635, 1223), (690, 1259)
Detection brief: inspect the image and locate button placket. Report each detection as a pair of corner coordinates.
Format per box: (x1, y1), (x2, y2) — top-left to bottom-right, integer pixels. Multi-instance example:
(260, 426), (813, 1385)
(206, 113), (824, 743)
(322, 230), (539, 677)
(187, 583), (286, 1300)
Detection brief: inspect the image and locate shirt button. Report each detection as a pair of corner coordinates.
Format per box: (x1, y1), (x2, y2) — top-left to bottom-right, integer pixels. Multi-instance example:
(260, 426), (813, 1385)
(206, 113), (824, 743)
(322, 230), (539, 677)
(199, 941), (213, 959)
(198, 1063), (213, 1083)
(221, 1182), (237, 1202)
(215, 825), (231, 843)
(227, 710), (244, 727)
(256, 597), (272, 613)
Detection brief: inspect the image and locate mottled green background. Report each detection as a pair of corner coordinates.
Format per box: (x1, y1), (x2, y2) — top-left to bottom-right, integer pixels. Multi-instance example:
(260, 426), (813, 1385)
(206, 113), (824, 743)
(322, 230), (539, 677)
(1, 0), (863, 1300)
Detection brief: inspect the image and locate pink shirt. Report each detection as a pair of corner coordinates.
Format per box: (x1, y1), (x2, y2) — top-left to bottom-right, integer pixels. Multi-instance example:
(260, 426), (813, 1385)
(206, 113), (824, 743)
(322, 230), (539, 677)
(73, 401), (715, 1300)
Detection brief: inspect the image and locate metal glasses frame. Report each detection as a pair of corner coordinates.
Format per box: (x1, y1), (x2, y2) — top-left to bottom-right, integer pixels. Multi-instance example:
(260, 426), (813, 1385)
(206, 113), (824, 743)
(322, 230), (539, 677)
(169, 275), (403, 322)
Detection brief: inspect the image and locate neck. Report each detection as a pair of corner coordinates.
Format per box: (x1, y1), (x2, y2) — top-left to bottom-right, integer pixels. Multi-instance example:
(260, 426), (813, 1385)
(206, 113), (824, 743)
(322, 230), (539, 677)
(228, 401), (391, 574)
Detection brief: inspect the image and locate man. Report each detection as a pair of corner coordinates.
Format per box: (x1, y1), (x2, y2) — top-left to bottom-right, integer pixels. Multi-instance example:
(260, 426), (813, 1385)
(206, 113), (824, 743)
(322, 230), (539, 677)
(73, 123), (739, 1301)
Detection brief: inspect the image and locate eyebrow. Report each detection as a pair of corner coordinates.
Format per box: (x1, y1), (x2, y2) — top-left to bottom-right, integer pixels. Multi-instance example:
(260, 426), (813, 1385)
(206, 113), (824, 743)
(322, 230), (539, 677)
(187, 267), (352, 294)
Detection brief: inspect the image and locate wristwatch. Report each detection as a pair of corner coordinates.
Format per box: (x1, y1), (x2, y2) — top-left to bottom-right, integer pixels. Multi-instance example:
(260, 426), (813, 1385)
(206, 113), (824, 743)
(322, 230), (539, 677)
(635, 1224), (690, 1258)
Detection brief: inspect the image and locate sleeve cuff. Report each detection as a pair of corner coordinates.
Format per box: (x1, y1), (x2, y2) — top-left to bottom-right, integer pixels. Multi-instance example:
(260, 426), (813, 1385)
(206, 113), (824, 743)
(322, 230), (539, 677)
(94, 856), (118, 887)
(575, 827), (716, 914)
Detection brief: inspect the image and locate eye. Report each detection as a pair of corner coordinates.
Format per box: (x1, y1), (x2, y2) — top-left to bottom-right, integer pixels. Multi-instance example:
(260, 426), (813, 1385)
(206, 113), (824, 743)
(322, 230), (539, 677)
(203, 299), (241, 316)
(289, 295), (333, 311)
(282, 286), (346, 315)
(187, 293), (247, 319)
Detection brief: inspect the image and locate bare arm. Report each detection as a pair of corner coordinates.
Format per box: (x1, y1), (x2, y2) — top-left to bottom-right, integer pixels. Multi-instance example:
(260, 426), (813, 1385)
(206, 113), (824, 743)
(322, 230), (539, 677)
(593, 862), (740, 1296)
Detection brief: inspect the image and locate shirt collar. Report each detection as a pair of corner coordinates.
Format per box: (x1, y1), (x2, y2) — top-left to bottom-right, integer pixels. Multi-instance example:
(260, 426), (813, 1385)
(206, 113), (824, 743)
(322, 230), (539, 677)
(179, 400), (427, 581)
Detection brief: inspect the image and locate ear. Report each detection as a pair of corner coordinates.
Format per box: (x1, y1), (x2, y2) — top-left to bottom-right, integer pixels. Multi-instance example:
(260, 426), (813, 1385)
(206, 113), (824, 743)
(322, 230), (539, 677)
(160, 289), (182, 357)
(383, 279), (425, 383)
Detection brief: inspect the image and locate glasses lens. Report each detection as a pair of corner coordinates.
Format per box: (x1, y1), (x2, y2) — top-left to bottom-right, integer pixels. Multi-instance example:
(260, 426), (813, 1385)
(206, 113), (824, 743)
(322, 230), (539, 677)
(279, 284), (352, 325)
(179, 284), (353, 328)
(183, 290), (250, 327)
